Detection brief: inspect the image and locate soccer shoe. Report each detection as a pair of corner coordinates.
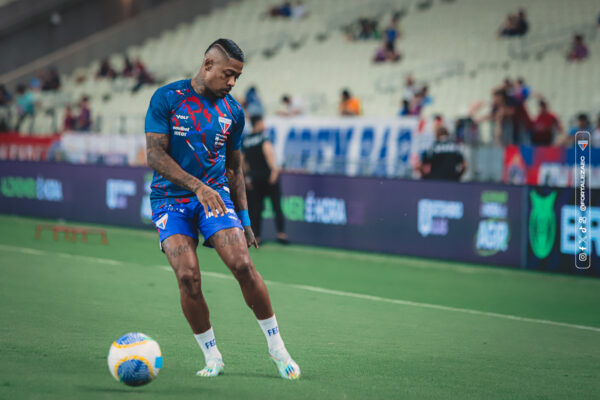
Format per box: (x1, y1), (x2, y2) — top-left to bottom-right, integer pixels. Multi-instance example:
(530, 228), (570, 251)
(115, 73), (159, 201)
(269, 348), (301, 380)
(196, 359), (224, 377)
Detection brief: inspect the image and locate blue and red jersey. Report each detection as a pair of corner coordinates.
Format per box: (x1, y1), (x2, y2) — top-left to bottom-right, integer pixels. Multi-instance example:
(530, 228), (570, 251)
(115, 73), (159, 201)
(144, 79), (245, 212)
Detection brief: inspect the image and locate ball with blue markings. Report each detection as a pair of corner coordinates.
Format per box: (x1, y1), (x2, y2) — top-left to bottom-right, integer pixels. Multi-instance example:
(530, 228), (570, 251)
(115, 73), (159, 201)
(107, 332), (163, 386)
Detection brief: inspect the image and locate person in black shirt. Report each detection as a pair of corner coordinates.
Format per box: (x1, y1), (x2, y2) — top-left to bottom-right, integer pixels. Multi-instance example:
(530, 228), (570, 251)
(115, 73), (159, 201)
(420, 126), (466, 181)
(243, 116), (289, 244)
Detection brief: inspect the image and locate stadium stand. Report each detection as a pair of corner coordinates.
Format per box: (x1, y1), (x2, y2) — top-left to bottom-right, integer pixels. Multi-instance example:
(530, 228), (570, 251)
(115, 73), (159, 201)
(2, 0), (599, 137)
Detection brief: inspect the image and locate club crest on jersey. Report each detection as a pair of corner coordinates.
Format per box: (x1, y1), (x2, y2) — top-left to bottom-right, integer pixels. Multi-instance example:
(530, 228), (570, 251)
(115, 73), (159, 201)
(218, 116), (232, 134)
(578, 140), (588, 151)
(155, 214), (168, 230)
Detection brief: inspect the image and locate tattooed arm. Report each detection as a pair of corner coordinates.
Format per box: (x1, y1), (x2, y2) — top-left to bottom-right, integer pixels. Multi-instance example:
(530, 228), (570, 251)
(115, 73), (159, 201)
(145, 132), (227, 216)
(226, 146), (258, 248)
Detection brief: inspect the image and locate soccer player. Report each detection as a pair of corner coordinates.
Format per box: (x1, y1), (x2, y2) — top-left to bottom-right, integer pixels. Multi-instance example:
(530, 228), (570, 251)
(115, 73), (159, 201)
(144, 38), (300, 380)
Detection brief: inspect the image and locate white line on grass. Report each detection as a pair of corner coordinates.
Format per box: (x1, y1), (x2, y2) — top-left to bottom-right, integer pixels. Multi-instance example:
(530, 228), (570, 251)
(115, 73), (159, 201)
(2, 243), (600, 333)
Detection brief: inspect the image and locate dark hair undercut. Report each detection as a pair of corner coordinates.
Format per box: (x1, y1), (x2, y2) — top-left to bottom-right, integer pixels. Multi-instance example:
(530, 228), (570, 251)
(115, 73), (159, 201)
(205, 38), (245, 62)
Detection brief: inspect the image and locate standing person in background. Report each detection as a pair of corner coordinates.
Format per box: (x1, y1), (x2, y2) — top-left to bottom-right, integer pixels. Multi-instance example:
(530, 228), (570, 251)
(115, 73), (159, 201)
(63, 105), (76, 132)
(339, 89), (361, 116)
(243, 115), (289, 245)
(531, 99), (562, 146)
(420, 126), (466, 181)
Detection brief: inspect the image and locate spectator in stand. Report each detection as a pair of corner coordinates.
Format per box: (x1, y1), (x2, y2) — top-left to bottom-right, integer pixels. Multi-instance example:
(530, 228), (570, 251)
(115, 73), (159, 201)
(0, 84), (12, 132)
(409, 85), (432, 116)
(498, 13), (519, 37)
(77, 96), (91, 131)
(512, 77), (530, 103)
(403, 74), (417, 103)
(268, 2), (292, 18)
(373, 40), (401, 63)
(63, 105), (76, 132)
(567, 34), (589, 62)
(41, 67), (61, 91)
(290, 1), (308, 19)
(398, 99), (410, 116)
(592, 114), (600, 148)
(122, 56), (134, 77)
(97, 58), (117, 79)
(384, 15), (401, 52)
(557, 113), (592, 147)
(339, 89), (361, 116)
(277, 94), (304, 116)
(471, 89), (522, 145)
(420, 126), (466, 181)
(531, 100), (563, 146)
(132, 58), (155, 93)
(15, 83), (36, 133)
(244, 86), (264, 118)
(515, 9), (529, 36)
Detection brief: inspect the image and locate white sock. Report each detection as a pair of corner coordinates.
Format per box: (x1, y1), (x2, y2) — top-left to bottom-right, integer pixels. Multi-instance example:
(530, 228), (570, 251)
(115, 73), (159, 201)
(194, 327), (223, 363)
(257, 315), (287, 354)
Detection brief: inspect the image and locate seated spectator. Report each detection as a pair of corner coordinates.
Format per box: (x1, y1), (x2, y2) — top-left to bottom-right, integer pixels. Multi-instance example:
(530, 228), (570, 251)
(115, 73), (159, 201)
(515, 9), (529, 36)
(41, 67), (61, 91)
(291, 1), (308, 19)
(277, 94), (304, 116)
(409, 85), (432, 116)
(531, 100), (563, 146)
(498, 14), (519, 37)
(567, 35), (589, 61)
(132, 59), (155, 93)
(373, 41), (401, 63)
(420, 126), (466, 181)
(63, 105), (76, 132)
(0, 84), (12, 132)
(557, 113), (592, 147)
(77, 96), (92, 131)
(269, 2), (292, 18)
(97, 58), (117, 79)
(339, 89), (361, 116)
(244, 86), (264, 118)
(403, 74), (417, 103)
(398, 99), (410, 116)
(122, 56), (134, 77)
(15, 84), (36, 133)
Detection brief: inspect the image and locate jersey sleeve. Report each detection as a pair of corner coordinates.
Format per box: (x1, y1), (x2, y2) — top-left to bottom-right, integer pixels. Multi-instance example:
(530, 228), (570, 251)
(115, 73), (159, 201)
(228, 103), (246, 150)
(144, 89), (171, 134)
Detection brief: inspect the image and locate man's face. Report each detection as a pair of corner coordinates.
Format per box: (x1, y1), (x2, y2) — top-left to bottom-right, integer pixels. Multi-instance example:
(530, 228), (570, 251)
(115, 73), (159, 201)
(202, 52), (243, 99)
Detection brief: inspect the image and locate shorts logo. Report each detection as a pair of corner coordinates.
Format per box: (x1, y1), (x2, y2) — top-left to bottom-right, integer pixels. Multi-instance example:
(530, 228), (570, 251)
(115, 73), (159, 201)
(218, 116), (232, 134)
(155, 214), (168, 230)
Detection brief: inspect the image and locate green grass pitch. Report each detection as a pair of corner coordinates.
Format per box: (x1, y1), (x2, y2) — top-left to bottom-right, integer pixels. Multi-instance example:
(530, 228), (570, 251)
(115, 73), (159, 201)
(0, 214), (599, 399)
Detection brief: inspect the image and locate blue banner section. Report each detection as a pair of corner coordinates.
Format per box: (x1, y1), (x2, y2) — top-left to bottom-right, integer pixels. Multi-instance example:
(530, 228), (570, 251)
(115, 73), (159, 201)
(264, 117), (426, 178)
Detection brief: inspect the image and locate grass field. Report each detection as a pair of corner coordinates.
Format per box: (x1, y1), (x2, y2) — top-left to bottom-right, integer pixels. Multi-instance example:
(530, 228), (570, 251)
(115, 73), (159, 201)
(1, 214), (599, 400)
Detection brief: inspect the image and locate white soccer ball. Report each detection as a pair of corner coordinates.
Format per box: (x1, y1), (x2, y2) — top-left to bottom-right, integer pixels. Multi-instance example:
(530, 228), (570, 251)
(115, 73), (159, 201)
(107, 332), (163, 386)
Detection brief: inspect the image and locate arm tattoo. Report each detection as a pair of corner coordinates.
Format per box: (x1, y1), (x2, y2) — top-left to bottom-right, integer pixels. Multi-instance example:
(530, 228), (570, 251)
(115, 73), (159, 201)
(146, 132), (204, 192)
(226, 148), (248, 211)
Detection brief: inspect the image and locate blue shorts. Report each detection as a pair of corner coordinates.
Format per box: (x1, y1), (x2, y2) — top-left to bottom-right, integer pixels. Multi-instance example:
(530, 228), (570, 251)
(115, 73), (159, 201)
(151, 197), (243, 249)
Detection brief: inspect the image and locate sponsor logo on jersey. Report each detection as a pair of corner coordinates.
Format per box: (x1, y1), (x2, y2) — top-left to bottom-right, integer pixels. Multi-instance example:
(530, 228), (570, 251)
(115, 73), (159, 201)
(176, 114), (189, 120)
(155, 214), (168, 230)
